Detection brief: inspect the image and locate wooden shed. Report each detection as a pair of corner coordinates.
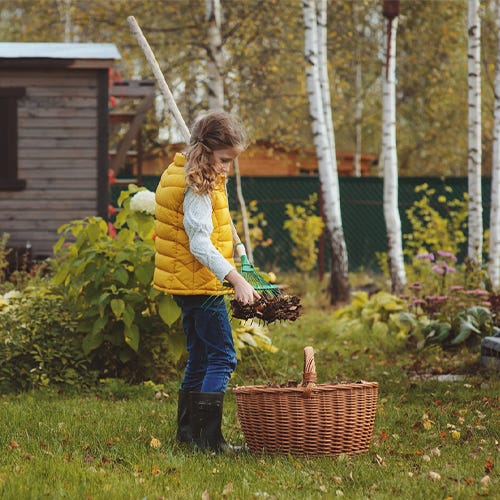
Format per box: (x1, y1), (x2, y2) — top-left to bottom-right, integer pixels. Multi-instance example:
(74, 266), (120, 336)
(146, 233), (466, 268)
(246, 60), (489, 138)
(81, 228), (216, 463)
(0, 42), (120, 258)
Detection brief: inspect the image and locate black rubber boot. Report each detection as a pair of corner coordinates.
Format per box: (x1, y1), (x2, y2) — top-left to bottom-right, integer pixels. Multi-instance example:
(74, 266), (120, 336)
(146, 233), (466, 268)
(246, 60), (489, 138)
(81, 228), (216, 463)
(190, 392), (243, 453)
(176, 389), (194, 444)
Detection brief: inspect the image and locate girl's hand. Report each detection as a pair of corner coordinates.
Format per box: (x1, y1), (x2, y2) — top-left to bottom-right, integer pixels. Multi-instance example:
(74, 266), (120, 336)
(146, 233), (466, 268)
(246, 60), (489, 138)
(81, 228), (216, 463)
(225, 269), (260, 305)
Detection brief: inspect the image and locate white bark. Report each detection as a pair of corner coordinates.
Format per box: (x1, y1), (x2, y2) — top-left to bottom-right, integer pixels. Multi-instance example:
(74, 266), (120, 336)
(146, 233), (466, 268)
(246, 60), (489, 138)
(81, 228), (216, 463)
(467, 0), (483, 264)
(353, 1), (363, 178)
(205, 0), (225, 110)
(489, 0), (500, 289)
(354, 62), (363, 178)
(382, 14), (406, 293)
(303, 0), (350, 303)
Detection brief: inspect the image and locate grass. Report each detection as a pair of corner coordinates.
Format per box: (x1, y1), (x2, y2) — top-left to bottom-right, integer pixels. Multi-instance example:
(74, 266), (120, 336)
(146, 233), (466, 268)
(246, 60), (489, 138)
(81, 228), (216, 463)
(0, 307), (499, 499)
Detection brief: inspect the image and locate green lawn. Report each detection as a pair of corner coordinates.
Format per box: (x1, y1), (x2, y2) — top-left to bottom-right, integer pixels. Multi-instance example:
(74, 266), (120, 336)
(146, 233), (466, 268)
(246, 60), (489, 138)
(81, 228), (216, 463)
(1, 310), (498, 499)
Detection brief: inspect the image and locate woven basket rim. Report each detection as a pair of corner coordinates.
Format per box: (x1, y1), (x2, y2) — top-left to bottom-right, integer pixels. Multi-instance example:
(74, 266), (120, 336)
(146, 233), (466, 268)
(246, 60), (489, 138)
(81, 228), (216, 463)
(233, 380), (378, 394)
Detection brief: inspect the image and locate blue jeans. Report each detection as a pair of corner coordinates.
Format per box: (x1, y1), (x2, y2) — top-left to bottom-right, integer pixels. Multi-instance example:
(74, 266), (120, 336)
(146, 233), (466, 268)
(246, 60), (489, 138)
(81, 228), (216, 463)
(173, 295), (237, 393)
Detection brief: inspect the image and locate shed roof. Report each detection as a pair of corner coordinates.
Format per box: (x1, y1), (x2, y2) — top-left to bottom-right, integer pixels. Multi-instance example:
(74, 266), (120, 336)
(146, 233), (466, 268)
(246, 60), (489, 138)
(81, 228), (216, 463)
(0, 42), (120, 69)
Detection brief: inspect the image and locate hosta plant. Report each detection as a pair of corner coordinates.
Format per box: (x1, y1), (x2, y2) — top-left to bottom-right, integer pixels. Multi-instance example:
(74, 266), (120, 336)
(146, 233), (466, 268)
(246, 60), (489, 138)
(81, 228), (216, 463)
(401, 305), (498, 350)
(332, 291), (411, 341)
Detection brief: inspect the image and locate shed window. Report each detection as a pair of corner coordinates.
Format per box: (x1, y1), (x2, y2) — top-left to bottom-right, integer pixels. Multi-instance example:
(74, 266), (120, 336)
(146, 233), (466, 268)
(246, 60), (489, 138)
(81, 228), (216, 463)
(0, 87), (26, 191)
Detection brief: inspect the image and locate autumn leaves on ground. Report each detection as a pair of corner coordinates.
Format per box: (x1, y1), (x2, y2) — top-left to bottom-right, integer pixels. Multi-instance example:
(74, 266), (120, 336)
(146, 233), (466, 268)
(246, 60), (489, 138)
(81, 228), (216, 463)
(0, 307), (497, 500)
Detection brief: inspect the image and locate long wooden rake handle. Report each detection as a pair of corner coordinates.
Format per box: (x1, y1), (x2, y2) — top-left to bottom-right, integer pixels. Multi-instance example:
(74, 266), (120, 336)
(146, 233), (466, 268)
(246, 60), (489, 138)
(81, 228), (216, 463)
(127, 15), (191, 142)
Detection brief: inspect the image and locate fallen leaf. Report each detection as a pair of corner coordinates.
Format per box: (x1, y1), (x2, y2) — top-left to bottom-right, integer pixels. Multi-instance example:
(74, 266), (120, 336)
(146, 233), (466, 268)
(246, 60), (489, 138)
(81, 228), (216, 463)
(451, 430), (461, 440)
(423, 419), (434, 430)
(484, 458), (494, 473)
(202, 491), (210, 500)
(464, 477), (474, 485)
(480, 475), (491, 487)
(430, 447), (441, 457)
(428, 471), (442, 481)
(8, 441), (20, 451)
(150, 437), (161, 449)
(222, 482), (234, 496)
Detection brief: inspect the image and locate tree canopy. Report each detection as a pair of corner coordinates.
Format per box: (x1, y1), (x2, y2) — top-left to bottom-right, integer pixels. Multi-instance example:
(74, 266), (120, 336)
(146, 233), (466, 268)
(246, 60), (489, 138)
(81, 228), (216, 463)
(1, 0), (496, 177)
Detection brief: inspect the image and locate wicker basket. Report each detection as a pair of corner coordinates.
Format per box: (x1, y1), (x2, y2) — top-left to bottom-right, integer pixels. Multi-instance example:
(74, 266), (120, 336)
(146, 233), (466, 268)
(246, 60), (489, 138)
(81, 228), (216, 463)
(233, 346), (378, 456)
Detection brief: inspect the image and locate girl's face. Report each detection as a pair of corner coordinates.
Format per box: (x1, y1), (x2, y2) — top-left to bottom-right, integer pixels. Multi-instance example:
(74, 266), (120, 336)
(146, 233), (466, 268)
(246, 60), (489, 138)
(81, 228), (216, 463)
(212, 147), (240, 175)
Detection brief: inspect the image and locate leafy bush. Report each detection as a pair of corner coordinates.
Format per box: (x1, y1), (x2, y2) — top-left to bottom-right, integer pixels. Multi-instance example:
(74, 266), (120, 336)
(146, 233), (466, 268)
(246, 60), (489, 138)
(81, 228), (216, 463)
(51, 185), (183, 381)
(0, 284), (94, 392)
(283, 193), (324, 273)
(332, 291), (411, 343)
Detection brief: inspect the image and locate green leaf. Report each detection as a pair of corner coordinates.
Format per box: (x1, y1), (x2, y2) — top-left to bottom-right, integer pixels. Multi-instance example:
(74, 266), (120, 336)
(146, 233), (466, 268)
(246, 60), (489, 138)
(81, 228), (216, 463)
(82, 331), (104, 355)
(135, 262), (154, 286)
(114, 268), (129, 285)
(123, 305), (135, 327)
(91, 316), (108, 335)
(110, 298), (125, 319)
(450, 318), (479, 345)
(124, 324), (140, 352)
(158, 295), (181, 326)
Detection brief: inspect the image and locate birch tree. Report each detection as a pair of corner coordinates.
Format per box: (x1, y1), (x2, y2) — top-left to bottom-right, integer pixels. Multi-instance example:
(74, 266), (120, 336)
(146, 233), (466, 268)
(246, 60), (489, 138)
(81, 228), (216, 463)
(205, 0), (224, 111)
(381, 0), (406, 293)
(468, 0), (483, 265)
(303, 0), (350, 304)
(205, 0), (253, 261)
(489, 0), (500, 289)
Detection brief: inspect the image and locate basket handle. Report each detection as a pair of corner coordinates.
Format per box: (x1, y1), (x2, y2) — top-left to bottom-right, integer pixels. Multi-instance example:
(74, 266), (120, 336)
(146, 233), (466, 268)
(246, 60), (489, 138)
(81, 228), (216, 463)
(301, 346), (317, 395)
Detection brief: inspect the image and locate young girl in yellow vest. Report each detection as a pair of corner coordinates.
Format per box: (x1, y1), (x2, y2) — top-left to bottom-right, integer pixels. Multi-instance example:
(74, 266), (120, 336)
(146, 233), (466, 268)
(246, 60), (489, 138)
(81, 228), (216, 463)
(154, 111), (259, 452)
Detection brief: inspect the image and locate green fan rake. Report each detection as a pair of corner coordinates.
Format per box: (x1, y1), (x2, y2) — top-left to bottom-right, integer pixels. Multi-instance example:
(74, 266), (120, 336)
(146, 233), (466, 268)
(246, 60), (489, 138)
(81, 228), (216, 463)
(238, 254), (281, 297)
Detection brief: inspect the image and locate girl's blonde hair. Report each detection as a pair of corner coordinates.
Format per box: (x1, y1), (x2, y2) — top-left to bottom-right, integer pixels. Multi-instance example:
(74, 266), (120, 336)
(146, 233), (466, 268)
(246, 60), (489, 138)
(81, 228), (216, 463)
(185, 111), (247, 194)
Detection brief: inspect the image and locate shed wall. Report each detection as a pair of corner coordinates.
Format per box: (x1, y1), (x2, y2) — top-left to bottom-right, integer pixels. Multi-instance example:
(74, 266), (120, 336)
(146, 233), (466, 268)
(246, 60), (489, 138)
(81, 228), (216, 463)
(0, 69), (100, 256)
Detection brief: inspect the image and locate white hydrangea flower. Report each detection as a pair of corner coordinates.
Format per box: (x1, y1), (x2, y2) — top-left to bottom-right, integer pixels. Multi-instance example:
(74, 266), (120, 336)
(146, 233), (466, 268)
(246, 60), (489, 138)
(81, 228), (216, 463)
(130, 190), (156, 215)
(4, 290), (22, 301)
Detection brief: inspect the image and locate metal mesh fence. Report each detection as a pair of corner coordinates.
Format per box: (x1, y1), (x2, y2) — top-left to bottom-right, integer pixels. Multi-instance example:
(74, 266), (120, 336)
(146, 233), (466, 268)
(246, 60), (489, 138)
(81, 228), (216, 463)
(111, 176), (491, 273)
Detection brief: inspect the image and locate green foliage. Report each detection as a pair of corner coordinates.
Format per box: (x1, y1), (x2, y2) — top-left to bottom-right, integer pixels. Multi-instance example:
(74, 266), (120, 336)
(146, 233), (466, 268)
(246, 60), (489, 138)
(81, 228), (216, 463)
(231, 200), (273, 251)
(0, 284), (94, 392)
(51, 185), (183, 381)
(283, 193), (324, 273)
(403, 184), (468, 260)
(401, 305), (498, 350)
(0, 232), (11, 284)
(332, 291), (411, 342)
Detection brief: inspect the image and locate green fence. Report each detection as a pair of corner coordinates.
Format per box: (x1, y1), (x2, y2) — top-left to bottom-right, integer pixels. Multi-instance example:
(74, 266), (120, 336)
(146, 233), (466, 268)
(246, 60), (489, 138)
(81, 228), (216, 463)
(112, 176), (492, 273)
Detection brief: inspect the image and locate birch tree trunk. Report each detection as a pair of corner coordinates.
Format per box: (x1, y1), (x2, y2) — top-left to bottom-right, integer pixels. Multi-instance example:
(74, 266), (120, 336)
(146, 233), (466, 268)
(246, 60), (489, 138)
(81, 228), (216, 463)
(205, 0), (253, 261)
(382, 2), (406, 293)
(467, 0), (483, 265)
(354, 62), (363, 178)
(353, 2), (364, 178)
(205, 0), (225, 110)
(303, 0), (350, 304)
(489, 0), (500, 289)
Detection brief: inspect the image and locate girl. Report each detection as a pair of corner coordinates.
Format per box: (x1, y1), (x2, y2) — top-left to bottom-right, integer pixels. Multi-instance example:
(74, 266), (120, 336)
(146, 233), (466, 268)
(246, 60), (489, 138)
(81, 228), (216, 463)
(154, 111), (259, 452)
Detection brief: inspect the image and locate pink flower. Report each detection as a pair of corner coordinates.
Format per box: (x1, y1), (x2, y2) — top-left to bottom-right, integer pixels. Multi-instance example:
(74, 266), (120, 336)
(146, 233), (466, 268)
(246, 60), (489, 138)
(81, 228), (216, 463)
(465, 289), (489, 296)
(437, 250), (457, 262)
(417, 253), (435, 261)
(432, 265), (445, 275)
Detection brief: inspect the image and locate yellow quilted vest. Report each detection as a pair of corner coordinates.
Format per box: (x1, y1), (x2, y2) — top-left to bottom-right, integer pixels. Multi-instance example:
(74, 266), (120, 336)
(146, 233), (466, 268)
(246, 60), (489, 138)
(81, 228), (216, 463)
(153, 152), (234, 295)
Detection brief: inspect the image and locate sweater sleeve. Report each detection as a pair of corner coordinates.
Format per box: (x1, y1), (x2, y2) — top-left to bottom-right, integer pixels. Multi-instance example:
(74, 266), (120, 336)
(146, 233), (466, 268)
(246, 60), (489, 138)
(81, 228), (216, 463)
(183, 188), (234, 283)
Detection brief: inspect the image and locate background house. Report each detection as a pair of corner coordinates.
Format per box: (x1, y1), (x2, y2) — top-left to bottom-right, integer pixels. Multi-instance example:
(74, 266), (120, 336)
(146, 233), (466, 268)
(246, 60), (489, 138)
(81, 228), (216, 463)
(0, 42), (120, 258)
(123, 141), (376, 178)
